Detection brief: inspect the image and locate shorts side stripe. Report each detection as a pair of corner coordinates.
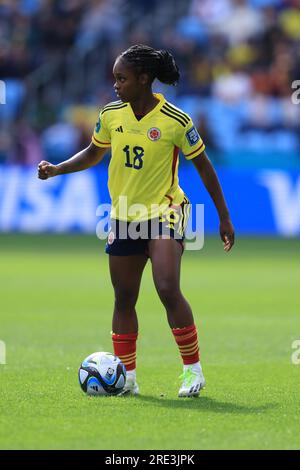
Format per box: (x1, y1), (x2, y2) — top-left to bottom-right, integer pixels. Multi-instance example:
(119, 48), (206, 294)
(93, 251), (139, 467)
(181, 196), (190, 236)
(180, 198), (187, 236)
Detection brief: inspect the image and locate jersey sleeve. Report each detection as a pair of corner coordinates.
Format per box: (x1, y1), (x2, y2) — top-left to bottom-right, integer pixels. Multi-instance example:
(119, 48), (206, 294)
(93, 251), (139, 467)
(176, 121), (205, 160)
(91, 110), (111, 148)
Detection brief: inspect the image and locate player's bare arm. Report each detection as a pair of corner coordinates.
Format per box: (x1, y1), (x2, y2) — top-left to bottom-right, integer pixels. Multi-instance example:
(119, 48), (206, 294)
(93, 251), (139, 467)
(192, 150), (235, 252)
(38, 142), (107, 180)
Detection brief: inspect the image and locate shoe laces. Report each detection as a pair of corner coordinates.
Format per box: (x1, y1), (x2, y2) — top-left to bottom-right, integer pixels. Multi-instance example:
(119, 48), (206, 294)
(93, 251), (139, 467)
(179, 367), (198, 387)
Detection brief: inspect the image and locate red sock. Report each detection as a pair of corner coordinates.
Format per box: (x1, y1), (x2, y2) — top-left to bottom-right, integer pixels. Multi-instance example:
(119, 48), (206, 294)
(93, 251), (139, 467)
(172, 324), (200, 365)
(112, 332), (138, 371)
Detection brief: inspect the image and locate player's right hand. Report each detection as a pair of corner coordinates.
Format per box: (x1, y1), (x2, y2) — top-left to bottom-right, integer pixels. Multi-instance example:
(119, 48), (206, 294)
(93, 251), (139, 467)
(38, 161), (59, 179)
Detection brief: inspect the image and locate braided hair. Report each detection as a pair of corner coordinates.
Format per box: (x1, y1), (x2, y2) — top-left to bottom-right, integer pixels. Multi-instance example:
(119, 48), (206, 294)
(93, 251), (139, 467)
(119, 44), (180, 86)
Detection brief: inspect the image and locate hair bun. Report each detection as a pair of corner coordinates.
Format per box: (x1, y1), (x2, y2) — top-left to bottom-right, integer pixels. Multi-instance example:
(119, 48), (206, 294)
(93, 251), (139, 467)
(156, 49), (180, 86)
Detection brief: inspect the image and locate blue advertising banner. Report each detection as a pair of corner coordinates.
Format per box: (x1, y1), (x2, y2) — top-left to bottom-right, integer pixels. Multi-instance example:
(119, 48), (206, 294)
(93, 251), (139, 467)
(0, 165), (299, 236)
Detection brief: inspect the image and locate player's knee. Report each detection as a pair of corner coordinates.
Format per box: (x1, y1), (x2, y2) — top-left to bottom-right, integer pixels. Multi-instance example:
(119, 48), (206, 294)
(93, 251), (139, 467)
(156, 280), (180, 308)
(114, 287), (138, 311)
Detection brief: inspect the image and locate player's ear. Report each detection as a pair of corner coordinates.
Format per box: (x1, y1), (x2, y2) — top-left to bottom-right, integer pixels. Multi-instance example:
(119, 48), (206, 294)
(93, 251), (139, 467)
(139, 73), (150, 85)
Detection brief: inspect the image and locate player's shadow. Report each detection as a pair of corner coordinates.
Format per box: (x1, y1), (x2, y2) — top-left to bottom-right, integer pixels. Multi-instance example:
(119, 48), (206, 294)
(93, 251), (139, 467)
(134, 395), (278, 415)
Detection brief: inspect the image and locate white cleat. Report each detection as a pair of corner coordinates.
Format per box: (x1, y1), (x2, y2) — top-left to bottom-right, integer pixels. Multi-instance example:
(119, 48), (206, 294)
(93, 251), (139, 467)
(178, 365), (206, 398)
(118, 372), (139, 396)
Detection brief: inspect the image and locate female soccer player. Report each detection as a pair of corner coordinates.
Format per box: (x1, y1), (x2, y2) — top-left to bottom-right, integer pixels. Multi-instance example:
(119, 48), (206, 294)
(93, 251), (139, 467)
(38, 45), (234, 397)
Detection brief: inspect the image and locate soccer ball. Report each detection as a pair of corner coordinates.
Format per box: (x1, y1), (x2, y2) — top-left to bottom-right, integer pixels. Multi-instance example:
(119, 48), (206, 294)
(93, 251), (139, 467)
(78, 351), (126, 396)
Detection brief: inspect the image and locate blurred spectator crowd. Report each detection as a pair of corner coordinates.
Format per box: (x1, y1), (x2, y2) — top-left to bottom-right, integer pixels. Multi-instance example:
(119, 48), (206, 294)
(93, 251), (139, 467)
(0, 0), (300, 167)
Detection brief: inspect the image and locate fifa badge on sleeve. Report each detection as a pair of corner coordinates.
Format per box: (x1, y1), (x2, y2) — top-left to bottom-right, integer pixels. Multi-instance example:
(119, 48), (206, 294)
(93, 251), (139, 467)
(186, 126), (200, 146)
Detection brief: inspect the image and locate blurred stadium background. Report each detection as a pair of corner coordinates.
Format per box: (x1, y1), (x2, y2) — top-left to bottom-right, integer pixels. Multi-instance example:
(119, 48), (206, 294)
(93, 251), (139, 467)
(0, 0), (300, 236)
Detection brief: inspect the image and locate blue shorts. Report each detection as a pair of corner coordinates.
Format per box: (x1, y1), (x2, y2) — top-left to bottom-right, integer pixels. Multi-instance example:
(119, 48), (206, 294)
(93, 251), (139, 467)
(105, 196), (190, 256)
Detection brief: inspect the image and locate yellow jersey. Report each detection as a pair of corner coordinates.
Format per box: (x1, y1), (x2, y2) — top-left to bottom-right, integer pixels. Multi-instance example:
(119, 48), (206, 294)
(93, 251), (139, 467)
(92, 93), (205, 221)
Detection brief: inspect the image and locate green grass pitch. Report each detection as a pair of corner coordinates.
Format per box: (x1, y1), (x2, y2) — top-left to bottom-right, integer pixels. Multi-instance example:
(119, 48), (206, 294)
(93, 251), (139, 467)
(0, 234), (299, 450)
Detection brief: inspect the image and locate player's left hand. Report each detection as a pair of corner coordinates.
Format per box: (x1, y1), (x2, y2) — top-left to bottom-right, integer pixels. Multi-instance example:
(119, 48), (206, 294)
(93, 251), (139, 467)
(219, 218), (235, 252)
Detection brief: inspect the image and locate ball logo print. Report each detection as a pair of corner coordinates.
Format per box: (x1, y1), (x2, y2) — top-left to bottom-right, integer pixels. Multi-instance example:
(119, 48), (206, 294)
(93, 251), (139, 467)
(106, 367), (114, 379)
(78, 352), (126, 396)
(147, 127), (161, 141)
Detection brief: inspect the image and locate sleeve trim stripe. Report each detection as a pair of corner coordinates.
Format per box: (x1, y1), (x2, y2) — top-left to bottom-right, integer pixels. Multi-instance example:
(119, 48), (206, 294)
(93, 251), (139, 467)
(164, 103), (190, 124)
(92, 136), (111, 146)
(103, 100), (122, 108)
(160, 109), (187, 127)
(185, 143), (205, 157)
(171, 146), (179, 187)
(185, 147), (205, 160)
(101, 104), (127, 115)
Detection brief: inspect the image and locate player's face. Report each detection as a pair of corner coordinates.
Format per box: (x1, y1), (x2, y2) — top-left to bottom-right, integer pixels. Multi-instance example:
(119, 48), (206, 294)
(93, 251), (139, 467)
(113, 58), (148, 103)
